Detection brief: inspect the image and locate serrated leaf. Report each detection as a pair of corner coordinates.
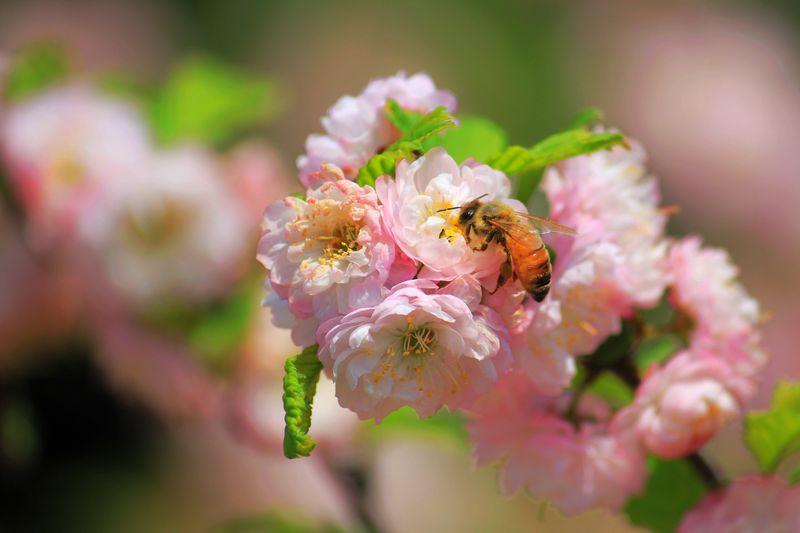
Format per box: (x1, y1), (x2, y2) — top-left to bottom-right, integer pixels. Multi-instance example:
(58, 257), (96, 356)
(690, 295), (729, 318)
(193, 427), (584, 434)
(3, 43), (69, 102)
(569, 107), (604, 129)
(384, 98), (422, 133)
(745, 382), (800, 473)
(423, 115), (507, 163)
(587, 371), (633, 409)
(356, 106), (456, 186)
(625, 457), (708, 533)
(150, 55), (283, 146)
(486, 145), (534, 175)
(283, 345), (324, 458)
(488, 129), (627, 176)
(635, 335), (683, 372)
(528, 129), (627, 168)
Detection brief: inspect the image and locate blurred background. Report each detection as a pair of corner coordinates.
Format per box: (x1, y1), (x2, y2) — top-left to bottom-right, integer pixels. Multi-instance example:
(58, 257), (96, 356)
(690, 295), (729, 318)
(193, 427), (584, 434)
(0, 0), (799, 531)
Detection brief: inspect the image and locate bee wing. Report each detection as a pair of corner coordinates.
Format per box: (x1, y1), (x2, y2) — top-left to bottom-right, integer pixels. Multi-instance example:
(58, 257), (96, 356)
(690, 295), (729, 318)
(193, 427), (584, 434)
(487, 212), (576, 241)
(514, 213), (577, 235)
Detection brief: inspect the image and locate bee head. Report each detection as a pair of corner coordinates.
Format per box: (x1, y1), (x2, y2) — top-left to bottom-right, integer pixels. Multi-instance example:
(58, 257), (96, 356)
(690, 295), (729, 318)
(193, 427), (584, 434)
(436, 194), (488, 227)
(458, 200), (480, 225)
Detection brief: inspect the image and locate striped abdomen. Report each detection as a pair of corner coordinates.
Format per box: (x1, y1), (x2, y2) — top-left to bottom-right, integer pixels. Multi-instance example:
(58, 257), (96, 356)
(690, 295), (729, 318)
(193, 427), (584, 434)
(506, 234), (551, 302)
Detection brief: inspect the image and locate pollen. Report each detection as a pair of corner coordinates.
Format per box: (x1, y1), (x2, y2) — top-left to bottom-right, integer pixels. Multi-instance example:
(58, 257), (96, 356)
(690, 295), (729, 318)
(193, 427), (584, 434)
(440, 225), (463, 243)
(579, 320), (599, 336)
(314, 222), (363, 267)
(401, 324), (437, 356)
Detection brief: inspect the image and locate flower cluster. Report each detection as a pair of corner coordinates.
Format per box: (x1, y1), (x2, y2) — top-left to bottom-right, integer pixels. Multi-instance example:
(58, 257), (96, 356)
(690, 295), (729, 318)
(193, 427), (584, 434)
(259, 72), (770, 519)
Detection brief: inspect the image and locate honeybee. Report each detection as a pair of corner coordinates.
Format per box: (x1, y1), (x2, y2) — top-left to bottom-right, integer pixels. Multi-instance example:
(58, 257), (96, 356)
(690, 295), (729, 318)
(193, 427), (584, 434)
(442, 196), (577, 302)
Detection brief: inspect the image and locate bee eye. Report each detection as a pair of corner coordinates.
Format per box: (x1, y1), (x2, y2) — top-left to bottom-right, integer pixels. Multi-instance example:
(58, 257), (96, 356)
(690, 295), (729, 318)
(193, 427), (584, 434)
(460, 207), (475, 221)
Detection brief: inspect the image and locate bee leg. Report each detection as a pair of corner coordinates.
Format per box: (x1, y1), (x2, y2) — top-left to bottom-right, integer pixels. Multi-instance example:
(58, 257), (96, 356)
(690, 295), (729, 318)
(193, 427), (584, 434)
(478, 229), (500, 252)
(488, 253), (513, 295)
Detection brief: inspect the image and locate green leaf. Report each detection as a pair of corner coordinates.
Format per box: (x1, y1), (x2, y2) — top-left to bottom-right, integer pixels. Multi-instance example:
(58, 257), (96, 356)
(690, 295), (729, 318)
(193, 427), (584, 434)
(356, 106), (456, 187)
(569, 107), (605, 129)
(423, 115), (507, 164)
(188, 278), (260, 373)
(528, 129), (627, 168)
(150, 55), (283, 146)
(790, 464), (800, 485)
(625, 457), (708, 533)
(586, 371), (633, 409)
(513, 167), (545, 207)
(584, 321), (634, 365)
(487, 129), (628, 175)
(635, 335), (683, 372)
(283, 345), (324, 458)
(384, 98), (423, 133)
(745, 382), (800, 473)
(636, 293), (676, 327)
(211, 511), (345, 533)
(0, 399), (38, 466)
(4, 43), (69, 102)
(486, 145), (534, 175)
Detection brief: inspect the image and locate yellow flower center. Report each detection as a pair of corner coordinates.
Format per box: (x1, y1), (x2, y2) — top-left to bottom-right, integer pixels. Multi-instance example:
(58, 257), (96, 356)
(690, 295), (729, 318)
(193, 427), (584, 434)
(316, 223), (362, 266)
(428, 199), (462, 243)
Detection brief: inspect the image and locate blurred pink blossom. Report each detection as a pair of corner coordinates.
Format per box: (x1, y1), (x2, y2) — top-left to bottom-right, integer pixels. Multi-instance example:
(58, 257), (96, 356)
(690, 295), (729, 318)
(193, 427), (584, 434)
(0, 85), (151, 246)
(81, 145), (250, 305)
(223, 141), (290, 224)
(317, 278), (511, 421)
(94, 320), (221, 421)
(613, 350), (753, 458)
(468, 372), (646, 515)
(0, 206), (82, 367)
(298, 72), (456, 187)
(376, 147), (524, 282)
(669, 236), (766, 380)
(679, 476), (800, 532)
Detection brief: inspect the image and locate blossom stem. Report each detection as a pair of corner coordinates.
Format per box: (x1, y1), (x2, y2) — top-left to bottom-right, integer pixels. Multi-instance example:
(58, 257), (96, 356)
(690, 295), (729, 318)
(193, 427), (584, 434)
(686, 452), (724, 490)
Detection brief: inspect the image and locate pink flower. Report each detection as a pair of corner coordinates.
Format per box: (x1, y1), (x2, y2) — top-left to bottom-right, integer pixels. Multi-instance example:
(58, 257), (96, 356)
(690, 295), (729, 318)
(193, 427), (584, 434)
(376, 147), (525, 282)
(510, 242), (629, 394)
(81, 146), (251, 305)
(317, 277), (511, 421)
(0, 85), (151, 245)
(505, 137), (670, 394)
(468, 372), (646, 515)
(669, 236), (766, 379)
(298, 72), (456, 187)
(223, 141), (290, 226)
(543, 138), (669, 308)
(679, 476), (800, 532)
(258, 172), (395, 341)
(613, 350), (753, 458)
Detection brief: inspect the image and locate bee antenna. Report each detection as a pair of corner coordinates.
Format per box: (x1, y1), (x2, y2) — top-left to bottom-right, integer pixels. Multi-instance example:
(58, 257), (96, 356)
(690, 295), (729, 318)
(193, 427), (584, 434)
(436, 205), (462, 213)
(473, 193), (489, 202)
